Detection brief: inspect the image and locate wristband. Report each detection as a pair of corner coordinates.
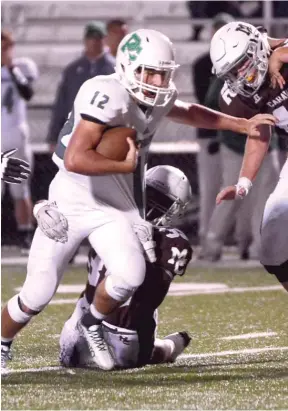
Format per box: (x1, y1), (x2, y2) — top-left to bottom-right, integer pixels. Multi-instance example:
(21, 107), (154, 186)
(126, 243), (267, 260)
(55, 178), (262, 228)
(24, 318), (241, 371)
(235, 177), (252, 199)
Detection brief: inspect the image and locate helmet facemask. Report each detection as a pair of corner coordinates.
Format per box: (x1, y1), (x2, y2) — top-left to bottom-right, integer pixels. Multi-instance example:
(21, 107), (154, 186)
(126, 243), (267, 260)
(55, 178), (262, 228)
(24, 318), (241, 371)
(132, 64), (177, 107)
(116, 30), (178, 107)
(220, 38), (269, 97)
(146, 185), (189, 226)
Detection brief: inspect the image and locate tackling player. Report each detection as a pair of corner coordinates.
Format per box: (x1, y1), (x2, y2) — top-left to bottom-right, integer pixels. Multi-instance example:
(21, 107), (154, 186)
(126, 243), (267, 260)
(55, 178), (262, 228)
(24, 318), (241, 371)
(59, 165), (193, 369)
(1, 29), (278, 373)
(210, 22), (288, 291)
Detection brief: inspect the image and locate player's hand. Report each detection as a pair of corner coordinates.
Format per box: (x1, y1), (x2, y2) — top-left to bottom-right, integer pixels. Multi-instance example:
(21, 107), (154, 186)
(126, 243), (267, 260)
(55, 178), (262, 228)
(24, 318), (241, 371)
(133, 220), (156, 263)
(122, 137), (139, 173)
(33, 200), (68, 243)
(1, 149), (31, 184)
(245, 114), (277, 138)
(269, 49), (286, 89)
(216, 186), (237, 204)
(216, 180), (251, 204)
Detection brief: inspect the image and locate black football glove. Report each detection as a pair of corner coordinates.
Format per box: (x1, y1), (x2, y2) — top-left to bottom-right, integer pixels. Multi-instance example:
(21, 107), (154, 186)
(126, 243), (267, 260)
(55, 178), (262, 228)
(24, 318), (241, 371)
(1, 149), (31, 184)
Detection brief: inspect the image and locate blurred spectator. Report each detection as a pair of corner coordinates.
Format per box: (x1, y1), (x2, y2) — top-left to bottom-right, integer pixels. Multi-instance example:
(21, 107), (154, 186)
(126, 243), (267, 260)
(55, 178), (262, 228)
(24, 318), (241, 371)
(46, 21), (115, 151)
(276, 128), (288, 170)
(272, 1), (288, 38)
(192, 13), (233, 246)
(106, 19), (128, 59)
(1, 29), (38, 253)
(200, 77), (280, 261)
(236, 1), (263, 18)
(273, 1), (288, 17)
(186, 1), (263, 41)
(186, 2), (239, 41)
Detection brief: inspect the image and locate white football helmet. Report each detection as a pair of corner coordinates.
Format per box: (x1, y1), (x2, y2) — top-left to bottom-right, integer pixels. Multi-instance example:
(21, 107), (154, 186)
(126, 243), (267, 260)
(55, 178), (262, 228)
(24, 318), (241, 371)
(210, 22), (270, 97)
(115, 29), (179, 107)
(145, 165), (193, 226)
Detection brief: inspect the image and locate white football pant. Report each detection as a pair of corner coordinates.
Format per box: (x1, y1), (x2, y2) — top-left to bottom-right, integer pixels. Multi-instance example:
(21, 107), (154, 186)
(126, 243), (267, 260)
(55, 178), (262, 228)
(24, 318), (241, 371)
(19, 170), (146, 311)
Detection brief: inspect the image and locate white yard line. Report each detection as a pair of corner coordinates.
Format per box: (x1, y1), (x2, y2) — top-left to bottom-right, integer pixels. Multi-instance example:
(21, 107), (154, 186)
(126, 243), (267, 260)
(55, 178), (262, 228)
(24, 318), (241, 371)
(2, 254), (262, 269)
(49, 299), (78, 305)
(4, 346), (288, 374)
(179, 346), (288, 359)
(3, 366), (64, 374)
(14, 283), (284, 302)
(220, 332), (278, 340)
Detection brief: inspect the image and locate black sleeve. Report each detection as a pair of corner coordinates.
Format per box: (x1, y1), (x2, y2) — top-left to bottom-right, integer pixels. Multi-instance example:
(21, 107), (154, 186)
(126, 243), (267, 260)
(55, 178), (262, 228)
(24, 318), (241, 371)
(192, 54), (212, 104)
(46, 70), (71, 144)
(9, 66), (34, 101)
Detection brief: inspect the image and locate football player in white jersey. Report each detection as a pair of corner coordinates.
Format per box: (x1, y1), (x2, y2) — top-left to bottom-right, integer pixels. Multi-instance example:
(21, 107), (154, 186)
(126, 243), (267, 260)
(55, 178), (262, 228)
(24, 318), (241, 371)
(1, 29), (278, 373)
(210, 22), (288, 292)
(56, 165), (193, 369)
(1, 30), (38, 252)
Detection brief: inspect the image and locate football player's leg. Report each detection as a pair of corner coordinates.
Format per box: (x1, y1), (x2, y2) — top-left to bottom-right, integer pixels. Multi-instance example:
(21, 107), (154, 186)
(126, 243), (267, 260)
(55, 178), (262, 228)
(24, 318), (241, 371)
(77, 218), (146, 370)
(59, 295), (90, 367)
(60, 249), (106, 367)
(201, 145), (242, 260)
(259, 160), (288, 292)
(151, 332), (191, 364)
(1, 226), (83, 368)
(89, 217), (146, 308)
(248, 150), (279, 259)
(197, 139), (222, 246)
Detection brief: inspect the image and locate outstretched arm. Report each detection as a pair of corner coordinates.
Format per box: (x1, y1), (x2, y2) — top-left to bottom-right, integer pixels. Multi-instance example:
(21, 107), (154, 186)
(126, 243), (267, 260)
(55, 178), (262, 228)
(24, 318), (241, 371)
(167, 100), (277, 138)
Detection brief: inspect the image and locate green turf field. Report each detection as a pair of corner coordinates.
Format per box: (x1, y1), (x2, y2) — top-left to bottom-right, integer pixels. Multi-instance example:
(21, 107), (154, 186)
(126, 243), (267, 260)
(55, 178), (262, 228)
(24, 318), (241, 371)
(1, 265), (288, 410)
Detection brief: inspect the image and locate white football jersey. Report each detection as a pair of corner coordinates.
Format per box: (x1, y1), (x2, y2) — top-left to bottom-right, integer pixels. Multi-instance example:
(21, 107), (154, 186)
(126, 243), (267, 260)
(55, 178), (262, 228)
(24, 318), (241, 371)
(53, 73), (177, 218)
(1, 57), (38, 134)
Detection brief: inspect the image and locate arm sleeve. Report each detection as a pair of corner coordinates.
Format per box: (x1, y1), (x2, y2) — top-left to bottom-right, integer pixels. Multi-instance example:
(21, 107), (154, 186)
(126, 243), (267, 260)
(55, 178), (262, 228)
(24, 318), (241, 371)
(10, 58), (38, 101)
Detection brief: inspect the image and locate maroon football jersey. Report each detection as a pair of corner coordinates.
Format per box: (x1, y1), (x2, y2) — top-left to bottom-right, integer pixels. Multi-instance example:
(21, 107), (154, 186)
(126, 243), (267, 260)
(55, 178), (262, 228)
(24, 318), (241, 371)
(86, 226), (193, 365)
(219, 61), (288, 134)
(103, 227), (193, 328)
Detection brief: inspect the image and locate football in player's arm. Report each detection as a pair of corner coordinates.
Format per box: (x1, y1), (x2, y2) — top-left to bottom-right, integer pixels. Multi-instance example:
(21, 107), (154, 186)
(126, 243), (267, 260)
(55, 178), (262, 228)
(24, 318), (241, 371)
(210, 22), (288, 291)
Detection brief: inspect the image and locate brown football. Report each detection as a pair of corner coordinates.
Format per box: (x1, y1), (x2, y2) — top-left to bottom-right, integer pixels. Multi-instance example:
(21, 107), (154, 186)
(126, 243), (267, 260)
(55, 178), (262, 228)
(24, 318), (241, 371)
(96, 127), (137, 161)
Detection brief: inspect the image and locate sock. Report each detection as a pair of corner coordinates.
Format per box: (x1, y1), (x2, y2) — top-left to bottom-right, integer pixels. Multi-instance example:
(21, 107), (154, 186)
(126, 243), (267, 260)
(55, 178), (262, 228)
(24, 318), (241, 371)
(81, 305), (106, 328)
(1, 337), (13, 349)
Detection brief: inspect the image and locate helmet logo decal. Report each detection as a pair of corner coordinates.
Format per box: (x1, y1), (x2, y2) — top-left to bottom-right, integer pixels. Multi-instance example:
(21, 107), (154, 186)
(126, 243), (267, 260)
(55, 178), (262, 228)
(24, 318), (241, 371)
(235, 23), (252, 36)
(121, 33), (142, 62)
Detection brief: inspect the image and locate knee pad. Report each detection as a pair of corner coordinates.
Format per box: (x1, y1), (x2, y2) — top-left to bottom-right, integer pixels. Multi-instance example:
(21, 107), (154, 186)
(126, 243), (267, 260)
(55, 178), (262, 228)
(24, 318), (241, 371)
(263, 260), (288, 283)
(105, 275), (137, 302)
(7, 295), (39, 324)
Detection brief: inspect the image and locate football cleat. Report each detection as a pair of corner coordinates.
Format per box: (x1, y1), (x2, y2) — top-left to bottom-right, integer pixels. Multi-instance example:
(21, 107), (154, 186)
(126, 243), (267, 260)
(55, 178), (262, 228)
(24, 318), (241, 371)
(1, 345), (12, 375)
(163, 331), (191, 362)
(77, 321), (115, 371)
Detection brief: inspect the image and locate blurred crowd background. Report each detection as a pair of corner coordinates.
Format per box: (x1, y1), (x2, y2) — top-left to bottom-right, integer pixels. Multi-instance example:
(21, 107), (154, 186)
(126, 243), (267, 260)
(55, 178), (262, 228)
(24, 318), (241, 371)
(1, 0), (288, 260)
